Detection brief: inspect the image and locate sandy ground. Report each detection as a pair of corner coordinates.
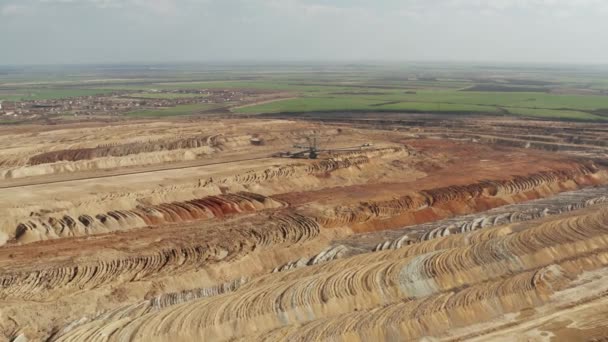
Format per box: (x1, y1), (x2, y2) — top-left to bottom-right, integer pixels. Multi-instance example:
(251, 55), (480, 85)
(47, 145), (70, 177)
(1, 115), (607, 341)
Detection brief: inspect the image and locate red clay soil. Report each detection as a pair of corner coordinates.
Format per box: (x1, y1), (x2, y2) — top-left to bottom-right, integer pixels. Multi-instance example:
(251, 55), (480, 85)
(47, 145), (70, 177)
(275, 139), (594, 207)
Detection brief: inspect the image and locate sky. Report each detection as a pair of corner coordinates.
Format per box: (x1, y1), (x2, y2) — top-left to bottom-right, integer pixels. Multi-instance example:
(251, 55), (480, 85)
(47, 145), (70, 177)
(1, 0), (608, 65)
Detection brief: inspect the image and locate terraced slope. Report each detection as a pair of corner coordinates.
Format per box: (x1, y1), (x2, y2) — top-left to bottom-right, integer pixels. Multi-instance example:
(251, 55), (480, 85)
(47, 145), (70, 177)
(51, 205), (608, 341)
(269, 112), (608, 161)
(15, 192), (285, 243)
(1, 116), (608, 341)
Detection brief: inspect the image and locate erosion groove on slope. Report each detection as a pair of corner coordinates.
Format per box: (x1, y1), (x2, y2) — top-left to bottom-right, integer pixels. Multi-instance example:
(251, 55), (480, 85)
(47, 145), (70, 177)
(9, 147), (407, 244)
(318, 163), (600, 227)
(3, 117), (608, 342)
(0, 214), (319, 301)
(0, 126), (354, 179)
(242, 266), (573, 342)
(276, 186), (608, 272)
(50, 206), (608, 341)
(376, 185), (608, 250)
(15, 192), (284, 243)
(223, 147), (406, 185)
(27, 135), (223, 166)
(50, 278), (250, 340)
(297, 113), (608, 160)
(257, 252), (608, 342)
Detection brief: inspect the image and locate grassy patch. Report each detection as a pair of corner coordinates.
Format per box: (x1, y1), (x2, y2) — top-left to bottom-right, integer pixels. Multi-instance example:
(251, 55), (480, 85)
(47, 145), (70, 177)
(376, 101), (498, 113)
(234, 96), (499, 114)
(125, 103), (221, 117)
(234, 97), (384, 114)
(505, 107), (603, 120)
(0, 118), (26, 125)
(126, 92), (206, 99)
(4, 69), (608, 122)
(462, 85), (547, 92)
(360, 90), (608, 111)
(148, 81), (378, 93)
(0, 88), (116, 101)
(233, 90), (608, 121)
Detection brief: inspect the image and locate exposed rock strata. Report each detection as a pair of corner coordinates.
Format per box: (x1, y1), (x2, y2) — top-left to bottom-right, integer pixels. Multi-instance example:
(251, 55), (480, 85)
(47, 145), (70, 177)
(15, 192), (285, 243)
(51, 206), (608, 341)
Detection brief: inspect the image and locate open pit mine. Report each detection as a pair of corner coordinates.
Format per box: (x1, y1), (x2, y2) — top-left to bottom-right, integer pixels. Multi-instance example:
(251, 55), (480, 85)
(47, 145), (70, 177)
(1, 114), (608, 341)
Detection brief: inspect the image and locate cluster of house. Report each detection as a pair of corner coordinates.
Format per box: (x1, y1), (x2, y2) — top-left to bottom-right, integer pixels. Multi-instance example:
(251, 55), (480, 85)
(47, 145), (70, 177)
(140, 89), (248, 103)
(0, 89), (253, 119)
(1, 96), (139, 118)
(0, 101), (19, 117)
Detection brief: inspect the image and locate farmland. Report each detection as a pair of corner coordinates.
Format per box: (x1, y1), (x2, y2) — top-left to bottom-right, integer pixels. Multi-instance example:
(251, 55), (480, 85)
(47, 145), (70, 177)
(0, 88), (117, 101)
(126, 92), (207, 99)
(2, 63), (608, 121)
(125, 103), (221, 117)
(232, 92), (608, 120)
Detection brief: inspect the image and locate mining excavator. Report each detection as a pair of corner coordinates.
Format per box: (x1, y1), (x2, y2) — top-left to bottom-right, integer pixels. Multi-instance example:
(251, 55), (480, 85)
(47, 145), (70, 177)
(292, 135), (320, 159)
(273, 133), (372, 159)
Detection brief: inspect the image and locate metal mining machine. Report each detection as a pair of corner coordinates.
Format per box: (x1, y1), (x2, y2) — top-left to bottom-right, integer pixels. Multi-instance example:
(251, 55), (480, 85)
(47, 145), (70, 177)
(273, 132), (372, 159)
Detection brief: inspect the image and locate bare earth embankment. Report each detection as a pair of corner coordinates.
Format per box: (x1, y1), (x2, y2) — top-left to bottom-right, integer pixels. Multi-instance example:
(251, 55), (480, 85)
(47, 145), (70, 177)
(1, 114), (607, 341)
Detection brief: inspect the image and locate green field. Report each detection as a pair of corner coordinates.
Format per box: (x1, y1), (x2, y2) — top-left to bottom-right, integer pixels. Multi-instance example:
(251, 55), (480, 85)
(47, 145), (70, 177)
(233, 90), (608, 120)
(125, 103), (221, 117)
(150, 76), (608, 121)
(234, 96), (495, 114)
(0, 88), (116, 101)
(143, 81), (361, 93)
(126, 92), (206, 99)
(2, 63), (608, 121)
(504, 107), (601, 120)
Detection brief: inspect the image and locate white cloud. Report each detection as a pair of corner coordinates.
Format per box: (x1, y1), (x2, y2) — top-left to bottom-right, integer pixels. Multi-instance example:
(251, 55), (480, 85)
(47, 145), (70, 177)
(1, 0), (607, 64)
(32, 0), (127, 8)
(1, 4), (27, 16)
(130, 0), (178, 13)
(30, 0), (179, 11)
(444, 0), (608, 12)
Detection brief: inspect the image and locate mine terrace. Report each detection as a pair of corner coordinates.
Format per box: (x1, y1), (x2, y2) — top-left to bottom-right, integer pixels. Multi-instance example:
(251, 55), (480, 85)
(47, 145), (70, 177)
(1, 64), (608, 341)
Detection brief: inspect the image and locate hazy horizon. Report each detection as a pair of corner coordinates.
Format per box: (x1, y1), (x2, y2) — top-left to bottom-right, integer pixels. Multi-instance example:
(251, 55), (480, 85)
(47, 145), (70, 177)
(2, 0), (608, 66)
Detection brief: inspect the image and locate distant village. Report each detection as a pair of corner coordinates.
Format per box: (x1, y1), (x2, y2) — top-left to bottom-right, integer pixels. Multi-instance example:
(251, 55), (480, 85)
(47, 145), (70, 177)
(0, 89), (253, 119)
